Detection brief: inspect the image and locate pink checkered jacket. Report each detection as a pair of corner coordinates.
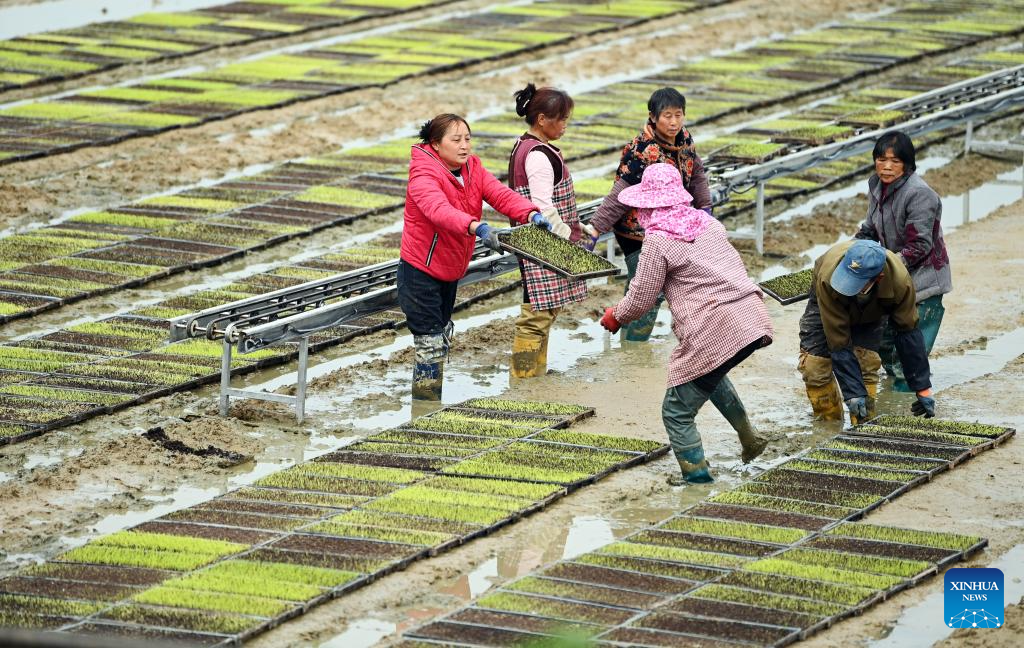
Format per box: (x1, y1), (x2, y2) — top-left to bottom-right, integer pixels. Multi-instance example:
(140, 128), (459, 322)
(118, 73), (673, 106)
(613, 221), (774, 387)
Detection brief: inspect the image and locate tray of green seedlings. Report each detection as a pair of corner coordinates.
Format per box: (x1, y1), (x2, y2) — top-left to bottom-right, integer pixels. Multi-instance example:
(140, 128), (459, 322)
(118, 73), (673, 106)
(524, 429), (667, 456)
(819, 523), (987, 569)
(310, 448), (456, 474)
(759, 269), (813, 305)
(801, 448), (951, 479)
(686, 501), (836, 533)
(823, 435), (971, 467)
(715, 141), (789, 164)
(730, 480), (885, 516)
(836, 108), (907, 128)
(866, 416), (1015, 446)
(752, 458), (913, 499)
(401, 409), (552, 439)
(848, 423), (995, 454)
(497, 225), (619, 280)
(618, 601), (803, 647)
(778, 457), (931, 490)
(455, 397), (596, 426)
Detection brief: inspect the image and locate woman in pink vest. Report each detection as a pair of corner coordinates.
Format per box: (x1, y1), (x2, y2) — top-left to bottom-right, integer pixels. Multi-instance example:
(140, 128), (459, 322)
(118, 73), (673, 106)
(506, 84), (588, 378)
(398, 113), (549, 400)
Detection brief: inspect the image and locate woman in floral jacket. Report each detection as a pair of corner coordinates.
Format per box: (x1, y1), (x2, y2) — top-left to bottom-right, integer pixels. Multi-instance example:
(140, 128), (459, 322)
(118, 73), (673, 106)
(587, 87), (712, 342)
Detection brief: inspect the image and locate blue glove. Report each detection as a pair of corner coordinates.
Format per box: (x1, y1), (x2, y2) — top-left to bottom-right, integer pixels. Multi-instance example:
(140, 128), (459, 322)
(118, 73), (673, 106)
(475, 222), (502, 252)
(912, 393), (935, 418)
(845, 397), (867, 421)
(529, 212), (552, 231)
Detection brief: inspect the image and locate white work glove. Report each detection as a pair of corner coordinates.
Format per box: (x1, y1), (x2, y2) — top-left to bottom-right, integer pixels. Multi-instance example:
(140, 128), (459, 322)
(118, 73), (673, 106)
(542, 207), (571, 240)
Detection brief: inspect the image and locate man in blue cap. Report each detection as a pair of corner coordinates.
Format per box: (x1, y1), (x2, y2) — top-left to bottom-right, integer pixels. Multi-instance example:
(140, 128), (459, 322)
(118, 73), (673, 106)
(797, 239), (935, 424)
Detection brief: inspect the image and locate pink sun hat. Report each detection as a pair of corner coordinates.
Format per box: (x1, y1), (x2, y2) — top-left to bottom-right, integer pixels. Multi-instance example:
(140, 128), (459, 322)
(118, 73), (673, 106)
(618, 163), (693, 208)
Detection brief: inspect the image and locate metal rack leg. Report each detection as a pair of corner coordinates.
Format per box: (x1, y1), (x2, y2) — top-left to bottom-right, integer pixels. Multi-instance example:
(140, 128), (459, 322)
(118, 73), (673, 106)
(964, 120), (973, 155)
(295, 336), (309, 423)
(755, 182), (765, 255)
(219, 338), (232, 416)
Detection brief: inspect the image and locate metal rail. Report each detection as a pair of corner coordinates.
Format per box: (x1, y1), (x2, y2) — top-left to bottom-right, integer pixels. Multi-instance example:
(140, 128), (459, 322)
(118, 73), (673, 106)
(710, 67), (1024, 253)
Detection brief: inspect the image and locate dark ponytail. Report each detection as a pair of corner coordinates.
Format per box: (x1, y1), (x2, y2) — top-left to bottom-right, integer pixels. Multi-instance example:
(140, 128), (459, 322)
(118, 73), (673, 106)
(418, 113), (470, 145)
(513, 83), (573, 126)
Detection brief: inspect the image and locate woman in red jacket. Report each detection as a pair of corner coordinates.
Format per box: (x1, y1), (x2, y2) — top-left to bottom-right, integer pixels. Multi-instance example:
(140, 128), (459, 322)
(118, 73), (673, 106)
(398, 113), (549, 400)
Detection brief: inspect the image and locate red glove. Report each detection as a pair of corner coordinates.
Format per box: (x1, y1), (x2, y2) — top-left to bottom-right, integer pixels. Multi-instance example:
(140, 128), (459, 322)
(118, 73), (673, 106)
(600, 307), (621, 333)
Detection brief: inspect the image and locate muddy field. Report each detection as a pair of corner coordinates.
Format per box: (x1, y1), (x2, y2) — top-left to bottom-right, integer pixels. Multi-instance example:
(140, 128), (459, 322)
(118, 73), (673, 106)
(0, 0), (1022, 646)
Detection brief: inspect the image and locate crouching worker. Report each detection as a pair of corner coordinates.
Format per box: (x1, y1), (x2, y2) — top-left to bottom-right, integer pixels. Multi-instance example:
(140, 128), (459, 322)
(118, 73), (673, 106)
(599, 164), (772, 485)
(398, 113), (550, 400)
(798, 239), (936, 424)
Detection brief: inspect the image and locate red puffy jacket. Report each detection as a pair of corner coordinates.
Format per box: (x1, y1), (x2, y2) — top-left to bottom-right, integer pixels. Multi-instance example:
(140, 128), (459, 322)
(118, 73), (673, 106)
(400, 144), (538, 282)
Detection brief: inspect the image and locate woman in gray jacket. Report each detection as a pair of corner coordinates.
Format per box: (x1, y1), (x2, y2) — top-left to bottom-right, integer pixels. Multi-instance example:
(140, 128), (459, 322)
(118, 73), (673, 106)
(855, 131), (951, 391)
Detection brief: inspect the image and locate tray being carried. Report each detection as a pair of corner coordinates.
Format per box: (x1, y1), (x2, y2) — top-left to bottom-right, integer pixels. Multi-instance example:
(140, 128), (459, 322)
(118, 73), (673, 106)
(498, 225), (619, 281)
(759, 268), (812, 305)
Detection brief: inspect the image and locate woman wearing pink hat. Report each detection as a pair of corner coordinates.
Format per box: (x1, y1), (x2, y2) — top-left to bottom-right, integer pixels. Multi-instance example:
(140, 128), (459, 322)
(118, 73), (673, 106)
(599, 163), (773, 485)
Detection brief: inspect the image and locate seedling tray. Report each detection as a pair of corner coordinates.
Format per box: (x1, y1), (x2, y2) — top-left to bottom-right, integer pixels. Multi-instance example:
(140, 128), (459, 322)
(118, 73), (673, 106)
(497, 226), (619, 281)
(759, 269), (813, 305)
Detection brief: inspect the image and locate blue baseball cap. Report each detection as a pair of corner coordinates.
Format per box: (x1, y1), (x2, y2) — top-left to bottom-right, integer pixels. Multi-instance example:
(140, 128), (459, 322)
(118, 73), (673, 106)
(830, 240), (886, 296)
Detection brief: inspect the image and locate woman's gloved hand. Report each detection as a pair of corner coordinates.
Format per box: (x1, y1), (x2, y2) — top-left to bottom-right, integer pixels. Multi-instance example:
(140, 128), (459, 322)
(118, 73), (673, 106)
(580, 223), (600, 251)
(474, 222), (504, 252)
(912, 389), (935, 418)
(529, 212), (552, 231)
(599, 307), (621, 333)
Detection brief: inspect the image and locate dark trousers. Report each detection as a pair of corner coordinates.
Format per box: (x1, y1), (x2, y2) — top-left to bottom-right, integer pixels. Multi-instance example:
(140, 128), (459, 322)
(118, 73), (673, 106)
(396, 259), (459, 336)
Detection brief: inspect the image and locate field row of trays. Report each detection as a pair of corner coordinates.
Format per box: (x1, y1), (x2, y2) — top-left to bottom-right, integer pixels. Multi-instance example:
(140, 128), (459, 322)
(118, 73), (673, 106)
(0, 0), (466, 95)
(0, 0), (720, 165)
(0, 399), (671, 644)
(405, 415), (1014, 647)
(2, 34), (1021, 331)
(2, 0), (1021, 165)
(0, 217), (529, 444)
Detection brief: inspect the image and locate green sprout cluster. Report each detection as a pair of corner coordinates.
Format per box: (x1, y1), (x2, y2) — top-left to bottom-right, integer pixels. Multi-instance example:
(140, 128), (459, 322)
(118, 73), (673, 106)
(505, 576), (645, 608)
(724, 571), (875, 606)
(0, 593), (104, 617)
(102, 605), (260, 635)
(529, 430), (663, 453)
(734, 481), (882, 509)
(659, 516), (809, 545)
(759, 269), (813, 300)
(499, 226), (615, 276)
(743, 558), (904, 589)
(476, 591), (629, 626)
(597, 541), (749, 569)
(784, 458), (922, 483)
(229, 487), (366, 509)
(346, 440), (476, 458)
(856, 424), (990, 447)
(133, 586), (292, 618)
(57, 531), (246, 571)
(709, 490), (857, 519)
(779, 548), (931, 578)
(292, 461), (425, 484)
(822, 437), (964, 462)
(870, 416), (1008, 438)
(406, 413), (539, 438)
(805, 449), (944, 473)
(689, 584), (845, 617)
(254, 471), (401, 497)
(827, 523), (982, 551)
(372, 430), (503, 451)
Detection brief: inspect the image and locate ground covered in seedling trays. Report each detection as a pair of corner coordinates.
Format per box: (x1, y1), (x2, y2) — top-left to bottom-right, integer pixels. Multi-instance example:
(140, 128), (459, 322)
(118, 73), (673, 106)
(0, 398), (669, 643)
(0, 0), (463, 95)
(404, 414), (1013, 647)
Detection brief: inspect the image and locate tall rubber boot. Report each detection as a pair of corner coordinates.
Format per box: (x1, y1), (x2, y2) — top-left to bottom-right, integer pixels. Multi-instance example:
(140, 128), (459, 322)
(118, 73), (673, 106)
(511, 334), (543, 378)
(536, 331), (550, 377)
(852, 347), (881, 425)
(709, 377), (767, 463)
(805, 383), (843, 420)
(668, 446), (713, 485)
(411, 362), (443, 401)
(850, 382), (878, 426)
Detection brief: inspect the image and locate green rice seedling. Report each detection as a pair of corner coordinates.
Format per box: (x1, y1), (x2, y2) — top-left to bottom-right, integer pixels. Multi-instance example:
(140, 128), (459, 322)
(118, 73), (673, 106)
(427, 409), (549, 430)
(743, 558), (903, 589)
(839, 109), (906, 127)
(80, 87), (192, 103)
(734, 482), (882, 509)
(70, 211), (182, 230)
(0, 423), (29, 439)
(405, 417), (531, 439)
(138, 195), (240, 213)
(529, 430), (663, 453)
(504, 576), (638, 608)
(381, 484), (532, 512)
(717, 141), (786, 161)
(659, 517), (809, 545)
(0, 385), (130, 406)
(0, 302), (28, 317)
(498, 226), (615, 276)
(254, 472), (401, 497)
(294, 186), (399, 209)
(573, 553), (721, 581)
(57, 546), (230, 571)
(162, 571), (320, 602)
(805, 449), (943, 473)
(372, 430), (502, 451)
(870, 416), (1008, 439)
(0, 611), (67, 629)
(689, 584), (845, 617)
(325, 509), (479, 536)
(827, 523), (981, 550)
(784, 459), (920, 483)
(128, 12), (219, 28)
(476, 591), (623, 625)
(85, 110), (199, 129)
(0, 593), (104, 617)
(47, 256), (163, 278)
(307, 521), (452, 546)
(365, 496), (510, 526)
(230, 487), (366, 509)
(294, 461), (424, 483)
(347, 441), (476, 458)
(165, 338), (278, 363)
(731, 569), (878, 606)
(88, 530), (246, 554)
(421, 475), (561, 500)
(506, 441), (631, 464)
(775, 125), (854, 143)
(133, 586), (292, 617)
(459, 397), (589, 416)
(442, 458), (591, 484)
(0, 346), (94, 372)
(103, 605), (260, 635)
(67, 321), (167, 344)
(598, 541), (749, 569)
(821, 437), (962, 462)
(779, 548), (930, 578)
(759, 269), (812, 300)
(708, 491), (856, 519)
(856, 424), (989, 447)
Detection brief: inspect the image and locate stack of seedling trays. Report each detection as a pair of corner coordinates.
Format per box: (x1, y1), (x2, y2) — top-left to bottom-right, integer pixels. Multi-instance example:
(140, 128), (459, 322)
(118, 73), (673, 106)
(0, 399), (671, 644)
(497, 226), (619, 280)
(405, 414), (1009, 647)
(759, 269), (813, 305)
